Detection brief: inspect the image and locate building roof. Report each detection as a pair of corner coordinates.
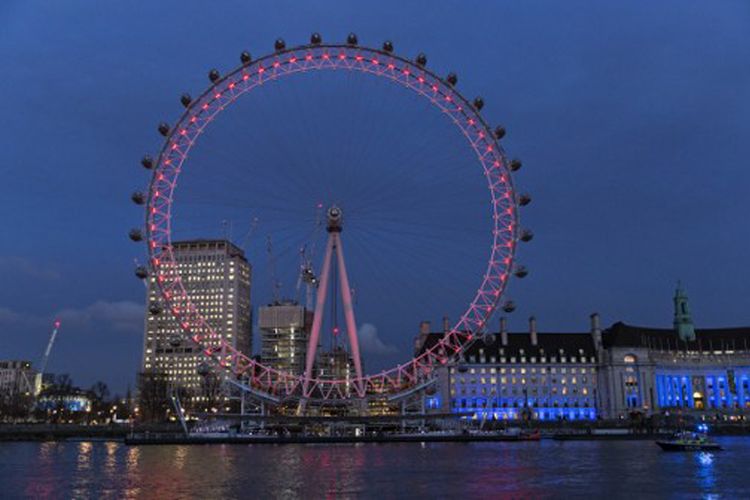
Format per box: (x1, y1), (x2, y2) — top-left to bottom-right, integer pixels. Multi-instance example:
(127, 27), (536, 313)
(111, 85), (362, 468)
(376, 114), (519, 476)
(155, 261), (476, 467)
(172, 239), (247, 259)
(417, 331), (597, 359)
(602, 322), (750, 351)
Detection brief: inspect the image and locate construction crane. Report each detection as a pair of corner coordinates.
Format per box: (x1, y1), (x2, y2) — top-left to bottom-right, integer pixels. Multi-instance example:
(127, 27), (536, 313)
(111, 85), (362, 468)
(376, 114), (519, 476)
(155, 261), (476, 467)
(295, 204), (324, 309)
(296, 245), (318, 310)
(266, 236), (282, 304)
(34, 320), (61, 396)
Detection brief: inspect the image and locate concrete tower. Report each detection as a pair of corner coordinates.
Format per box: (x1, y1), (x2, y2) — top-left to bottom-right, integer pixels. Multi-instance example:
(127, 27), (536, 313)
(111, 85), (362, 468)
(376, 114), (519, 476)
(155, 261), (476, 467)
(673, 281), (696, 341)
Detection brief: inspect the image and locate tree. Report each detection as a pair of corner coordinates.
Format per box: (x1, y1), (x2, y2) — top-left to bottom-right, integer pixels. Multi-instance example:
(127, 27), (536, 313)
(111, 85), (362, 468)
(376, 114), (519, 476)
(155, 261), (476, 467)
(39, 373), (77, 423)
(89, 381), (110, 402)
(0, 392), (34, 422)
(87, 381), (111, 422)
(137, 371), (170, 422)
(198, 371), (225, 412)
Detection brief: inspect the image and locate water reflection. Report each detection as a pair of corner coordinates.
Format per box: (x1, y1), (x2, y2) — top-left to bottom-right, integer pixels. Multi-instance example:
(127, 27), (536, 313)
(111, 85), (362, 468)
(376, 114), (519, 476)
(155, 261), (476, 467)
(173, 445), (188, 470)
(696, 451), (716, 493)
(6, 438), (749, 498)
(24, 442), (60, 499)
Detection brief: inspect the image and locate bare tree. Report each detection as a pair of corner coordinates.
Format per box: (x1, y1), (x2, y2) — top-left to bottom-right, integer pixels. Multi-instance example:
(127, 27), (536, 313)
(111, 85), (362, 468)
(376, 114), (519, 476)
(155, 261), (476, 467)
(136, 371), (170, 422)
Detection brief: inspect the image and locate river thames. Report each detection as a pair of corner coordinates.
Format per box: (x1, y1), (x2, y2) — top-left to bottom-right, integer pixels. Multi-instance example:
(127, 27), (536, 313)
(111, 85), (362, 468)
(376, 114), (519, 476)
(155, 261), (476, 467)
(2, 438), (749, 498)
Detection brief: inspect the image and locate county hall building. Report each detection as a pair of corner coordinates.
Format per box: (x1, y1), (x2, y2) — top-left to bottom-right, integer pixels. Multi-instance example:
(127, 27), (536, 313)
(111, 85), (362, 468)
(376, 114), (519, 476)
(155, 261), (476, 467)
(417, 285), (750, 420)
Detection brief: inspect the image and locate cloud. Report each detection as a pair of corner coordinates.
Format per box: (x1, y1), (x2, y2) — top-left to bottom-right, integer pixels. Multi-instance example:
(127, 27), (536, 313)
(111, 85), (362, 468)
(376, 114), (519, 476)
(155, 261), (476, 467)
(56, 300), (144, 335)
(357, 323), (398, 355)
(0, 307), (23, 324)
(0, 256), (60, 281)
(0, 300), (145, 337)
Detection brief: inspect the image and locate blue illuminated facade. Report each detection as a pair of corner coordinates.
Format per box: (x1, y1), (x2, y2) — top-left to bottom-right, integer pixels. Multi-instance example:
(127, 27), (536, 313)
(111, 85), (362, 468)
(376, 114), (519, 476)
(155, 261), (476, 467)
(655, 370), (750, 411)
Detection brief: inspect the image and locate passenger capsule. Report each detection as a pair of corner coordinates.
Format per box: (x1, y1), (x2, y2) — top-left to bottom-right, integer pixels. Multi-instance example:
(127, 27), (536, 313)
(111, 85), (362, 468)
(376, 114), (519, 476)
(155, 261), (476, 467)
(274, 38), (286, 51)
(382, 40), (394, 53)
(180, 93), (192, 108)
(514, 265), (529, 278)
(134, 266), (148, 280)
(494, 126), (506, 139)
(129, 229), (143, 242)
(518, 193), (532, 206)
(415, 53), (427, 66)
(473, 97), (484, 111)
(519, 229), (534, 242)
(240, 51), (252, 65)
(347, 33), (358, 45)
(131, 191), (145, 205)
(310, 32), (322, 45)
(502, 300), (516, 313)
(169, 334), (182, 347)
(446, 72), (458, 86)
(208, 69), (220, 82)
(149, 303), (163, 315)
(141, 155), (154, 170)
(157, 122), (170, 136)
(510, 158), (522, 172)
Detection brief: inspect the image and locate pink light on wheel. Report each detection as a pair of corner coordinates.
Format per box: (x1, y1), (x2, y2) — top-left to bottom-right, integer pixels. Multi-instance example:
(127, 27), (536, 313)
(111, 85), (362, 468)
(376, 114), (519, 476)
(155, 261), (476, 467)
(140, 39), (523, 403)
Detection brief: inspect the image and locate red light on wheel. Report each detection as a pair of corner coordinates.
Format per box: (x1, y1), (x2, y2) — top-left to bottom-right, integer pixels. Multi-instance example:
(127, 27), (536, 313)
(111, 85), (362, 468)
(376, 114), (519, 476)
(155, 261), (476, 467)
(139, 42), (521, 403)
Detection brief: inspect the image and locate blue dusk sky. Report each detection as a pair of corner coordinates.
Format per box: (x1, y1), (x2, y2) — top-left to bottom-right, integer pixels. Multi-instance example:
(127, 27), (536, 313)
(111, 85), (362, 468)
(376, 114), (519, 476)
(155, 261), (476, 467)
(1, 1), (749, 393)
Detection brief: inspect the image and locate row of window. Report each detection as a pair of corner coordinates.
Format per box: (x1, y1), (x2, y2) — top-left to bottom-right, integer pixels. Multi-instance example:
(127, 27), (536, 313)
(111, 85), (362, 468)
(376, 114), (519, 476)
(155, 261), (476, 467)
(452, 366), (593, 375)
(464, 355), (596, 364)
(454, 376), (589, 385)
(453, 386), (590, 396)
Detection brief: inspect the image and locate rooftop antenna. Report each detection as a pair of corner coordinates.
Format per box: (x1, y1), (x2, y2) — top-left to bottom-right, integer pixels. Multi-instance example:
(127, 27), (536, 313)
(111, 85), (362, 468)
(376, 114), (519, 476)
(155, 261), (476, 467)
(221, 219), (233, 241)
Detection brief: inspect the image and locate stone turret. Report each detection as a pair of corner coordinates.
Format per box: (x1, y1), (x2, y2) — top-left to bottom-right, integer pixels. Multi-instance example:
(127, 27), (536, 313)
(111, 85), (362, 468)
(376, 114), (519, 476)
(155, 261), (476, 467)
(414, 320), (431, 355)
(590, 312), (602, 349)
(673, 281), (696, 341)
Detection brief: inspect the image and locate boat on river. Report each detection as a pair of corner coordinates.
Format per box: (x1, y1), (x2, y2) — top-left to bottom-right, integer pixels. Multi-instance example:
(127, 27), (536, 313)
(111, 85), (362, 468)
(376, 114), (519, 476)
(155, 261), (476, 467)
(655, 431), (722, 452)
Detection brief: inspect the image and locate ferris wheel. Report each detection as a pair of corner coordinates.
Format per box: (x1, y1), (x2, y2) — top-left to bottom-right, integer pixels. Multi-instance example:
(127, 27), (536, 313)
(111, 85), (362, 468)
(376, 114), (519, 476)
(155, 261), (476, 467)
(129, 33), (532, 402)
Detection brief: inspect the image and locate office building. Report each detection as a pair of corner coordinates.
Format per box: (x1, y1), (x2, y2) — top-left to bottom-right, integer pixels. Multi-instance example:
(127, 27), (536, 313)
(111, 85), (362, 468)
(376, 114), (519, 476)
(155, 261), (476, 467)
(141, 239), (252, 400)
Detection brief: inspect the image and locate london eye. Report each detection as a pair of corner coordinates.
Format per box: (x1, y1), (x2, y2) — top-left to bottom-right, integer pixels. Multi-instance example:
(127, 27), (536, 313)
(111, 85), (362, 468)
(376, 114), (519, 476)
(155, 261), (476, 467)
(130, 33), (531, 404)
